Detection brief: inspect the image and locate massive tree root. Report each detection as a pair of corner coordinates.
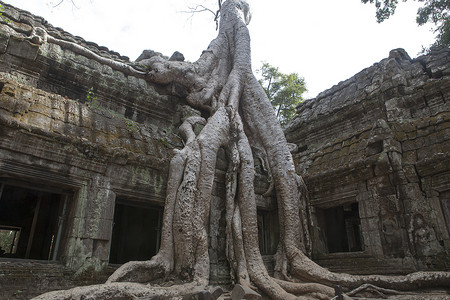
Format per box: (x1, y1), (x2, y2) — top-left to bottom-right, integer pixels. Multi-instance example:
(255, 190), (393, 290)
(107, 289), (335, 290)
(34, 1), (450, 299)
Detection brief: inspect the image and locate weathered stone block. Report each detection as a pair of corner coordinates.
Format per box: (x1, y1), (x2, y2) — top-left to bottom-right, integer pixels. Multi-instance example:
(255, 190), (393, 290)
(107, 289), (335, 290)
(0, 30), (9, 53)
(50, 107), (65, 121)
(13, 98), (32, 115)
(93, 134), (107, 146)
(50, 119), (65, 134)
(231, 284), (261, 300)
(393, 130), (406, 141)
(417, 144), (443, 161)
(92, 239), (110, 261)
(374, 153), (393, 176)
(77, 126), (91, 139)
(85, 218), (113, 241)
(404, 165), (419, 183)
(399, 184), (427, 213)
(66, 100), (80, 114)
(210, 286), (224, 300)
(29, 103), (53, 118)
(364, 230), (383, 255)
(405, 130), (417, 140)
(25, 111), (52, 129)
(67, 112), (79, 125)
(402, 139), (417, 152)
(92, 118), (106, 132)
(61, 122), (77, 136)
(360, 217), (378, 231)
(7, 36), (39, 60)
(50, 96), (66, 110)
(69, 217), (87, 238)
(437, 126), (450, 141)
(0, 94), (16, 112)
(359, 197), (380, 219)
(402, 150), (417, 164)
(417, 126), (434, 139)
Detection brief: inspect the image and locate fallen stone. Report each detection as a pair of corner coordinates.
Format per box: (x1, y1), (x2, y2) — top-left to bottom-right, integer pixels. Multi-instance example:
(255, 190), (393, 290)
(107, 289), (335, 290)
(169, 51), (185, 62)
(210, 286), (224, 300)
(231, 284), (261, 300)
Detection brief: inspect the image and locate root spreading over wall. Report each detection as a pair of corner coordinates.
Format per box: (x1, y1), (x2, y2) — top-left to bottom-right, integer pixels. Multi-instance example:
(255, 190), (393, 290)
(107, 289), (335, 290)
(33, 1), (450, 299)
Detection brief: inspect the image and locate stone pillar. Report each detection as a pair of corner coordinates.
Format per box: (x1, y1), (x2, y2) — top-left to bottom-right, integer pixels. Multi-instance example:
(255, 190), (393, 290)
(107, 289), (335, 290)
(62, 174), (115, 275)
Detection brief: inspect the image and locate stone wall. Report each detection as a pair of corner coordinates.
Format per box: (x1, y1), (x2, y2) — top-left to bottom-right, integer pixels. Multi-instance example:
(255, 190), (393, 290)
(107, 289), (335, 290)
(0, 3), (180, 130)
(0, 2), (188, 297)
(285, 47), (450, 274)
(0, 76), (172, 266)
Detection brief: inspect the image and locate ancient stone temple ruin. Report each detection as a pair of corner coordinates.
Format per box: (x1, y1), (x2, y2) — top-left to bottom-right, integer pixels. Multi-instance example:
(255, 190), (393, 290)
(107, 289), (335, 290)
(285, 48), (450, 274)
(0, 2), (448, 299)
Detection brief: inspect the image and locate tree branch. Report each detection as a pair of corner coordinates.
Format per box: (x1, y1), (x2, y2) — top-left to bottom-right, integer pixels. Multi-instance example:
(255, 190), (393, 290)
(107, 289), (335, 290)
(181, 1), (223, 30)
(50, 0), (79, 9)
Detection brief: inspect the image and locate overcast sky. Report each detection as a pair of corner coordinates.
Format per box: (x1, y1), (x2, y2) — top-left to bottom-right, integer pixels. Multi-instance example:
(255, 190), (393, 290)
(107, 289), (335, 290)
(4, 0), (436, 98)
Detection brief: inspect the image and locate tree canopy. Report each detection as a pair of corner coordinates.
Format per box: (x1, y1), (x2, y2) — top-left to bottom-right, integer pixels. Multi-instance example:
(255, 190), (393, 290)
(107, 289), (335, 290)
(257, 62), (306, 127)
(362, 0), (450, 48)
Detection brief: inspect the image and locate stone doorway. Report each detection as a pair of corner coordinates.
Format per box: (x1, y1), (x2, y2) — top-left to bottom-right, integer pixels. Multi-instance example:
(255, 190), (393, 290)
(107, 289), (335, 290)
(316, 202), (363, 254)
(257, 209), (279, 255)
(109, 199), (162, 264)
(0, 182), (68, 260)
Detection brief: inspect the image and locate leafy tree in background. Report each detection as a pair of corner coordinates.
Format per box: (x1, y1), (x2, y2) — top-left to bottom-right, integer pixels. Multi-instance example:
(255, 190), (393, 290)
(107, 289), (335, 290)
(362, 0), (450, 49)
(257, 63), (307, 127)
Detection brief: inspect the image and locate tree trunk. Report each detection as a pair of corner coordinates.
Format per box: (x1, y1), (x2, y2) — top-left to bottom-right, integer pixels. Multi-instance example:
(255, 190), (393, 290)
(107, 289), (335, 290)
(33, 1), (450, 299)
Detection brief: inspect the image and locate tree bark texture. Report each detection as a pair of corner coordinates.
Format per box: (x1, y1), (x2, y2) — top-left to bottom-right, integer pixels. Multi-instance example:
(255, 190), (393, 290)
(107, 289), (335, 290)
(33, 1), (450, 299)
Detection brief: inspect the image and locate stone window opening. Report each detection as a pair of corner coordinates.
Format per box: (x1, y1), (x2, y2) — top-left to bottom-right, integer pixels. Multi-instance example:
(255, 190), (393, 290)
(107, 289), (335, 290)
(0, 181), (69, 261)
(109, 199), (163, 265)
(316, 202), (363, 254)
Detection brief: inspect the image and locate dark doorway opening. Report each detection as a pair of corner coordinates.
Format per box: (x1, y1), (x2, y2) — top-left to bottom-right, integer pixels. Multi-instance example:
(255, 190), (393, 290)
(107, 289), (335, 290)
(439, 190), (450, 235)
(317, 202), (363, 253)
(109, 200), (162, 264)
(257, 209), (279, 255)
(0, 183), (67, 260)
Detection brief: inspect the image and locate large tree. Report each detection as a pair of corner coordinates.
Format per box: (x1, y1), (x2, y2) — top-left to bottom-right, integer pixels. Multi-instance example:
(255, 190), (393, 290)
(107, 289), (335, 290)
(35, 1), (450, 299)
(362, 0), (450, 48)
(257, 62), (306, 127)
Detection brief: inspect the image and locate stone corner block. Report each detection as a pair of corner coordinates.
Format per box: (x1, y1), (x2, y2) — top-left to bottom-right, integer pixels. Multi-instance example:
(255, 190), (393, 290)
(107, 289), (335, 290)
(211, 286), (224, 300)
(231, 284), (261, 300)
